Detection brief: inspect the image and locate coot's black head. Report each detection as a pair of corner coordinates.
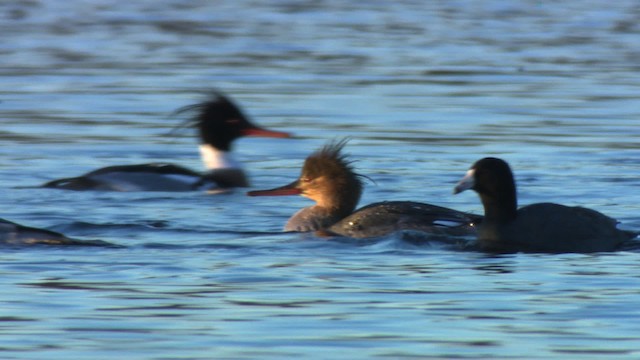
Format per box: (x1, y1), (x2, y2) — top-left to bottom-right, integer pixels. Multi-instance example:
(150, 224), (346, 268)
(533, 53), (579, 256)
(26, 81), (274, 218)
(454, 157), (518, 220)
(455, 158), (514, 196)
(175, 91), (290, 151)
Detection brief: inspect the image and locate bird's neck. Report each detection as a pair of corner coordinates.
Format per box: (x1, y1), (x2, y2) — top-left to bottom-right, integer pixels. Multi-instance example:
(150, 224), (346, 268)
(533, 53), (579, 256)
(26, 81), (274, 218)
(199, 144), (241, 170)
(480, 193), (517, 224)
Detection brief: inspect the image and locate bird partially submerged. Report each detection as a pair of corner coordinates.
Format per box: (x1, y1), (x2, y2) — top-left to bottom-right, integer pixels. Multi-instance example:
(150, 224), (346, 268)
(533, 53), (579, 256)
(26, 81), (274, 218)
(0, 218), (117, 247)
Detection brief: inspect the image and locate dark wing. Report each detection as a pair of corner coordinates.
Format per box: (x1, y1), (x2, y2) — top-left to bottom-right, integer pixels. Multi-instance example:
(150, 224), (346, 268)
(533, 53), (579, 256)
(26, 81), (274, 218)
(329, 201), (481, 238)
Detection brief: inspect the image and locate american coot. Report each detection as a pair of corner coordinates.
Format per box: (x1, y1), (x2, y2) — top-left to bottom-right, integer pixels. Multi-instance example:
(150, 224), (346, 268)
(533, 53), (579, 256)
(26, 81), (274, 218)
(42, 91), (290, 192)
(454, 157), (636, 253)
(249, 140), (480, 238)
(1, 218), (115, 247)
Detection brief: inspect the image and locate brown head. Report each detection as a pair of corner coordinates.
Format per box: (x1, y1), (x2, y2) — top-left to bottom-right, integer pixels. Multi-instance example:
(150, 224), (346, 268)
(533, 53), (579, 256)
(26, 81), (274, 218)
(248, 140), (364, 227)
(297, 139), (363, 211)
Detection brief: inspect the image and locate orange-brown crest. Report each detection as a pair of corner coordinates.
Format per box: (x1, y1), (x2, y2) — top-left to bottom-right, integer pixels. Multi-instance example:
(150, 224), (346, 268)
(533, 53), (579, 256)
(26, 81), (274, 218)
(298, 139), (363, 211)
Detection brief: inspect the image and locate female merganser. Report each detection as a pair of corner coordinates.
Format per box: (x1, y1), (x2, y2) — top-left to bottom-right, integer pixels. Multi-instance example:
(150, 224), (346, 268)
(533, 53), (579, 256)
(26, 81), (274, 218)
(248, 140), (480, 238)
(454, 157), (637, 253)
(42, 92), (290, 191)
(1, 218), (114, 247)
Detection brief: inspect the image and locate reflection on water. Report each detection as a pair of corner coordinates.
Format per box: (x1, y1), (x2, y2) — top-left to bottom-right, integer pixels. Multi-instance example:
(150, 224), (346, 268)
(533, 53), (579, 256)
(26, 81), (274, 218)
(1, 0), (640, 359)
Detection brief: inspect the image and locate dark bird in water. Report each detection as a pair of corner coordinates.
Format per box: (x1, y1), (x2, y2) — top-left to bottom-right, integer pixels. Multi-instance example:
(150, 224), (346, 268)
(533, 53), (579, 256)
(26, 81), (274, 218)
(454, 157), (637, 253)
(0, 218), (116, 247)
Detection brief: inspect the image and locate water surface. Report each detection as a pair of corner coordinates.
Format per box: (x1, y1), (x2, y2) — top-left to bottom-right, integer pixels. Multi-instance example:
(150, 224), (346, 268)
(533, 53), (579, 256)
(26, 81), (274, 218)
(2, 1), (640, 359)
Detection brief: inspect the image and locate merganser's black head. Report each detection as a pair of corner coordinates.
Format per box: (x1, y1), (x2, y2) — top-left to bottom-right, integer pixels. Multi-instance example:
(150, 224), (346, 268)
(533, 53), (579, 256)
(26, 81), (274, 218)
(175, 91), (290, 151)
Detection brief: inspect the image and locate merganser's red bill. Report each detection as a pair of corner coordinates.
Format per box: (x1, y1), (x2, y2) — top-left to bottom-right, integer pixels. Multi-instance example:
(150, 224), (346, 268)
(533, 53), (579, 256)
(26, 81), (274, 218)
(242, 126), (290, 138)
(247, 180), (301, 196)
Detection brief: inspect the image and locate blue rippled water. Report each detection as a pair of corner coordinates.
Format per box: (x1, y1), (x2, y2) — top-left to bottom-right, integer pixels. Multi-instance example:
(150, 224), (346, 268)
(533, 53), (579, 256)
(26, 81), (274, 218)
(2, 0), (640, 358)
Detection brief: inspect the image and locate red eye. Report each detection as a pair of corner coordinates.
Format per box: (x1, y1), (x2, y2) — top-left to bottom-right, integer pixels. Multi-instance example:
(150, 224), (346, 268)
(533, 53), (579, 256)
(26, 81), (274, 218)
(226, 118), (240, 125)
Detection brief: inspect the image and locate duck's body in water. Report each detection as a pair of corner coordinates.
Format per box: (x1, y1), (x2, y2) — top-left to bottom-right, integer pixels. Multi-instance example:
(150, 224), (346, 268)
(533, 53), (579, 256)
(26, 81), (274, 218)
(42, 91), (290, 192)
(249, 140), (480, 239)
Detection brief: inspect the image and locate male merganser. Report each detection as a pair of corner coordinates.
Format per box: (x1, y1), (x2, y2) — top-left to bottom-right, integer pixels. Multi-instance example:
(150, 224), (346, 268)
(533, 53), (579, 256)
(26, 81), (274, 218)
(454, 157), (637, 253)
(1, 218), (114, 247)
(248, 140), (480, 238)
(42, 92), (290, 191)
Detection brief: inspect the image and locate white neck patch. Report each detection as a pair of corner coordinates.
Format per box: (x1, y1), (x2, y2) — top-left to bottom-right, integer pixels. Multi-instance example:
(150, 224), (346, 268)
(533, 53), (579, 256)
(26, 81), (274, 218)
(199, 144), (241, 170)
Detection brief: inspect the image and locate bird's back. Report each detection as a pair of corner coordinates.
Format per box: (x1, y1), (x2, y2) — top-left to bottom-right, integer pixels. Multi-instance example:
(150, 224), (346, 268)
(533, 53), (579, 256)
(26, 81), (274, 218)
(480, 202), (634, 253)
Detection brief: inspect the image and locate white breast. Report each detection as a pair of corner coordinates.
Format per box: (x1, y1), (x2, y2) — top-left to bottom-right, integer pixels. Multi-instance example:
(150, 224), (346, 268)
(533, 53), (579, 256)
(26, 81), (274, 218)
(199, 144), (241, 170)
